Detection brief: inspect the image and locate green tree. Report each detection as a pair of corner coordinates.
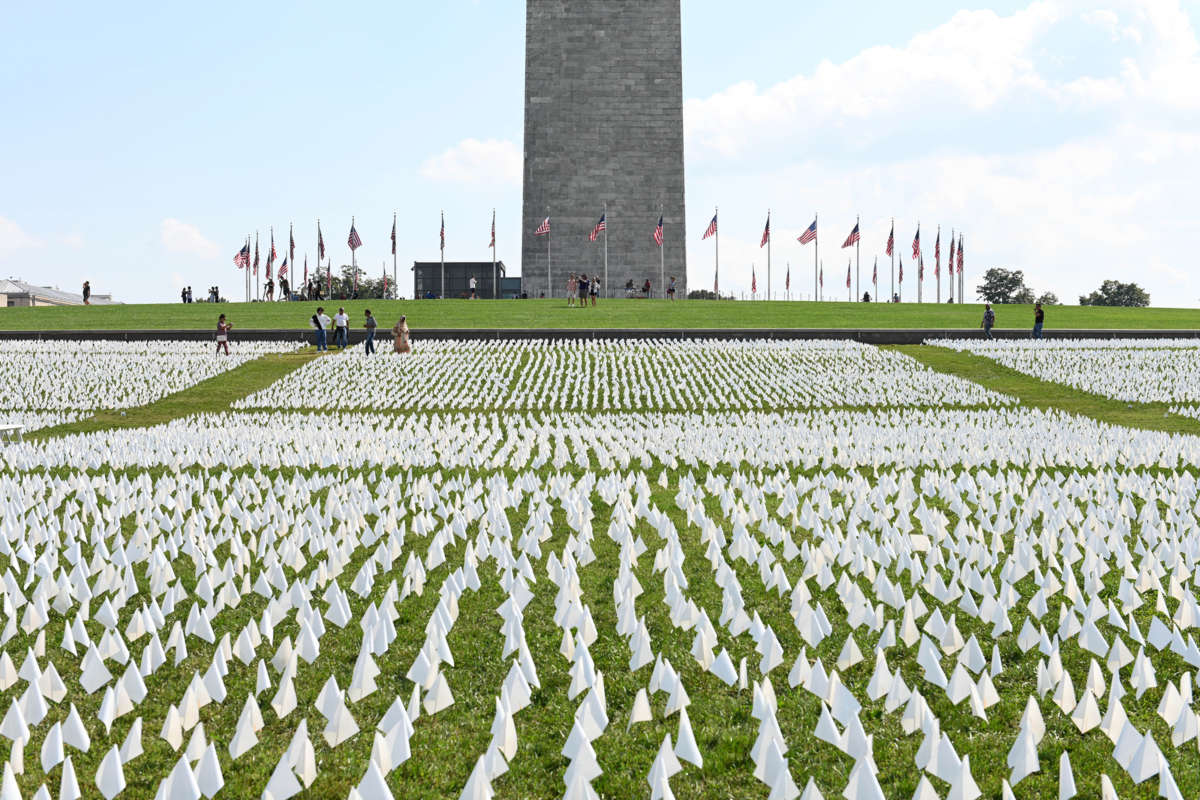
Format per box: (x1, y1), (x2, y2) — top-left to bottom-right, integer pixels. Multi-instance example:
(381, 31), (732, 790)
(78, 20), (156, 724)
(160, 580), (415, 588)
(1012, 287), (1036, 305)
(976, 268), (1031, 304)
(1036, 291), (1060, 305)
(1078, 280), (1150, 307)
(310, 265), (396, 300)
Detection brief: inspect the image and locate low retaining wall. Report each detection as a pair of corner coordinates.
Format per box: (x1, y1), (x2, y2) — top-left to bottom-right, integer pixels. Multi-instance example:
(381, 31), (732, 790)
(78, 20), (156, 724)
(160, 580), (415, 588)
(1, 328), (1197, 345)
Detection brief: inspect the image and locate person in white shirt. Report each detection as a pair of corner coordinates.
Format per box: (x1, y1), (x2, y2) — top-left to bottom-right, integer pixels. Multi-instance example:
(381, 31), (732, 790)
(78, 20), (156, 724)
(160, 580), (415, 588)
(469, 276), (477, 299)
(334, 307), (349, 349)
(310, 307), (332, 351)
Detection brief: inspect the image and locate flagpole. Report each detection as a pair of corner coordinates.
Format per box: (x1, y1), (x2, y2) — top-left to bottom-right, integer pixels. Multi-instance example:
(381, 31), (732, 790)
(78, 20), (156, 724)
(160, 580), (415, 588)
(855, 215), (860, 302)
(936, 226), (941, 304)
(603, 201), (609, 299)
(546, 208), (551, 298)
(948, 229), (954, 303)
(714, 206), (720, 298)
(890, 219), (895, 304)
(659, 204), (665, 301)
(492, 209), (497, 299)
(766, 210), (771, 301)
(959, 235), (964, 304)
(814, 213), (819, 302)
(440, 211), (445, 300)
(392, 212), (398, 301)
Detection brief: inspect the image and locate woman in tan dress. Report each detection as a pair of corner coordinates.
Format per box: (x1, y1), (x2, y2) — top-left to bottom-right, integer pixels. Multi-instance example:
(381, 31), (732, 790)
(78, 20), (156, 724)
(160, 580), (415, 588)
(392, 315), (412, 354)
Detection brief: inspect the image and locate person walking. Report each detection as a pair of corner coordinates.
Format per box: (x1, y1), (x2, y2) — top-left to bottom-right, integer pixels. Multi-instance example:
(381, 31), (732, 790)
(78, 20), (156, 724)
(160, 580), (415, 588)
(667, 276), (677, 301)
(280, 277), (290, 301)
(590, 276), (600, 307)
(981, 304), (996, 340)
(82, 281), (91, 305)
(363, 309), (377, 355)
(311, 306), (331, 352)
(334, 307), (349, 349)
(215, 313), (232, 355)
(181, 287), (188, 304)
(566, 274), (576, 307)
(265, 277), (274, 302)
(1032, 302), (1044, 339)
(469, 276), (477, 300)
(392, 315), (412, 353)
(579, 274), (590, 307)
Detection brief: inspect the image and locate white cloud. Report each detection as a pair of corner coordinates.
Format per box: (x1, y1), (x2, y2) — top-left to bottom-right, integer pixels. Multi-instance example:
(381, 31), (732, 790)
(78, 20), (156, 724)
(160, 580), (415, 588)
(685, 3), (1060, 159)
(680, 0), (1200, 306)
(0, 217), (40, 258)
(63, 233), (84, 249)
(160, 218), (218, 258)
(420, 138), (522, 186)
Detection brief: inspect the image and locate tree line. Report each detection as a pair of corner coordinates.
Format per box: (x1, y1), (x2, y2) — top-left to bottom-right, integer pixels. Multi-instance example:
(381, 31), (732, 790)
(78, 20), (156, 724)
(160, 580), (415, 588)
(976, 268), (1149, 307)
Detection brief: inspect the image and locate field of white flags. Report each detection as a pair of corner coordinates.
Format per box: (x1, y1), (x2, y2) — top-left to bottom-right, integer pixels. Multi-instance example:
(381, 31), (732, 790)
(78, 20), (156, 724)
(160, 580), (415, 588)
(235, 340), (1011, 411)
(0, 337), (1197, 800)
(931, 338), (1200, 408)
(0, 341), (299, 428)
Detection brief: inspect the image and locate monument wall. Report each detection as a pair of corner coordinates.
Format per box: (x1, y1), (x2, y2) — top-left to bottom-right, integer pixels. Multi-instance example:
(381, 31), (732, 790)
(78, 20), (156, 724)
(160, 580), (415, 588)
(521, 0), (687, 298)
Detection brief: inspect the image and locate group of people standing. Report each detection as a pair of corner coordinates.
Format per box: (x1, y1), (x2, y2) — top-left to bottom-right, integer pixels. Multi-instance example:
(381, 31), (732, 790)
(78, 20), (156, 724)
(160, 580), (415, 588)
(309, 308), (411, 354)
(566, 274), (601, 307)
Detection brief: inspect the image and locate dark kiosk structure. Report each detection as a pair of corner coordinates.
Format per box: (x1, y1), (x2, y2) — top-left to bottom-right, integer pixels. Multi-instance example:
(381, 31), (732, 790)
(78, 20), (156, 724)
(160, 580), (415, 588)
(412, 262), (508, 299)
(521, 0), (687, 299)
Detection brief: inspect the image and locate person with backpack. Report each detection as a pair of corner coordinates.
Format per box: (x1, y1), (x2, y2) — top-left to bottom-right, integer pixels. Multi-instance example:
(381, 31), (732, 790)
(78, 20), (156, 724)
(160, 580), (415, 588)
(363, 309), (378, 355)
(1032, 303), (1044, 339)
(981, 304), (996, 340)
(311, 307), (330, 351)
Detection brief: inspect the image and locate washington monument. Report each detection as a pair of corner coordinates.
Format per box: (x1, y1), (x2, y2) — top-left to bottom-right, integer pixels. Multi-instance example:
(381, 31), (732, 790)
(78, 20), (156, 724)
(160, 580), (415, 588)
(521, 1), (687, 298)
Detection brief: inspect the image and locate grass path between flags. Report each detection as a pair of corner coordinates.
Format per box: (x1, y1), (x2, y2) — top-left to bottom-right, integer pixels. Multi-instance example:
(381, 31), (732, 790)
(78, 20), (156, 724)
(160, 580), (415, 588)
(895, 344), (1200, 436)
(31, 349), (321, 440)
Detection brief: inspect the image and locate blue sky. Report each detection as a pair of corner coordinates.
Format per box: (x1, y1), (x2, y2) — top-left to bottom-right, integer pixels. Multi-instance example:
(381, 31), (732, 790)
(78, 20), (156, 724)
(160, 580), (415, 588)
(3, 0), (1199, 305)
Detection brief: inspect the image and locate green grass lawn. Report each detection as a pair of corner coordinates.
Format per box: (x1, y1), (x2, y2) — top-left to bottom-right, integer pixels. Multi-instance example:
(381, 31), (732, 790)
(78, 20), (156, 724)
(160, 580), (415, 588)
(3, 299), (1199, 331)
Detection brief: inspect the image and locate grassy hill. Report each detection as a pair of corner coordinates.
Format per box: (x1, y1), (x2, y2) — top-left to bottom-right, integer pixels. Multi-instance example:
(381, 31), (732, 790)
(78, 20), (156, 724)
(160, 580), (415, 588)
(1, 299), (1198, 331)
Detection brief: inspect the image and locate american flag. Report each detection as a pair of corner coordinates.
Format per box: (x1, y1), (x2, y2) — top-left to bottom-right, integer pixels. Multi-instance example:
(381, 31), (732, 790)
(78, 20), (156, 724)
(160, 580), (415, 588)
(898, 255), (903, 284)
(303, 255), (308, 286)
(846, 262), (851, 289)
(589, 214), (606, 242)
(798, 219), (817, 245)
(391, 214), (396, 256)
(785, 263), (790, 291)
(269, 232), (277, 267)
(289, 225), (295, 264)
(751, 264), (757, 294)
(918, 253), (924, 280)
(253, 237), (259, 275)
(912, 226), (920, 260)
(317, 222), (325, 261)
(702, 212), (717, 240)
(872, 258), (877, 286)
(957, 237), (964, 274)
(842, 223), (860, 248)
(820, 266), (823, 289)
(653, 216), (664, 247)
(760, 215), (770, 248)
(934, 231), (941, 277)
(233, 243), (250, 269)
(278, 257), (288, 278)
(885, 224), (894, 257)
(440, 212), (446, 251)
(348, 223), (362, 251)
(489, 211), (496, 249)
(535, 217), (550, 236)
